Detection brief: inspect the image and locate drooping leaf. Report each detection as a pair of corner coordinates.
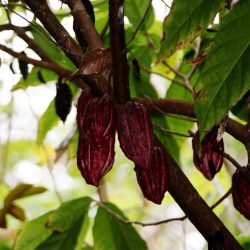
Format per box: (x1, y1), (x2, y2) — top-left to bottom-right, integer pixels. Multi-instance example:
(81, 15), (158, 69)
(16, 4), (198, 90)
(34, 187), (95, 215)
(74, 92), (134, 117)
(195, 0), (250, 137)
(124, 0), (154, 31)
(159, 0), (223, 58)
(4, 184), (47, 205)
(14, 197), (91, 250)
(93, 203), (147, 250)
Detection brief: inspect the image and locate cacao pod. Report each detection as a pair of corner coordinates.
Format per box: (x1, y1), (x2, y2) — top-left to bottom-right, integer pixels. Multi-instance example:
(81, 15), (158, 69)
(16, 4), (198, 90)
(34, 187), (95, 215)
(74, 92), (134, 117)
(77, 135), (115, 186)
(192, 128), (224, 180)
(116, 101), (154, 169)
(77, 93), (115, 186)
(135, 142), (169, 204)
(55, 78), (72, 122)
(232, 169), (250, 220)
(81, 94), (115, 146)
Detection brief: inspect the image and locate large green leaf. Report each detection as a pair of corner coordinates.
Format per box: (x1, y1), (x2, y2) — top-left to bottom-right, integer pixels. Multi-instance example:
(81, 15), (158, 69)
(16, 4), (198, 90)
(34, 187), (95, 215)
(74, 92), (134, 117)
(159, 0), (223, 58)
(14, 197), (91, 250)
(93, 203), (147, 250)
(124, 0), (154, 31)
(195, 1), (250, 137)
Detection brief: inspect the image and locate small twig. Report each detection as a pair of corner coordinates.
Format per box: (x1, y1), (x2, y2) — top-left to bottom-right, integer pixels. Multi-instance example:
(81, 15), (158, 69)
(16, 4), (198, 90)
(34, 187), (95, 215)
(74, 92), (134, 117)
(141, 65), (193, 94)
(94, 185), (232, 227)
(153, 123), (192, 138)
(210, 188), (232, 210)
(100, 20), (109, 38)
(126, 0), (152, 46)
(159, 0), (171, 9)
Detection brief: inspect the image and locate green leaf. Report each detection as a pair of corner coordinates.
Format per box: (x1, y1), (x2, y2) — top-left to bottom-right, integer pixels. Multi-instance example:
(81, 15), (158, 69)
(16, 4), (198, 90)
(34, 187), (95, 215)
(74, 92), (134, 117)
(93, 203), (147, 250)
(14, 197), (91, 250)
(195, 0), (250, 137)
(125, 0), (154, 31)
(159, 0), (223, 58)
(12, 67), (58, 90)
(14, 212), (54, 250)
(30, 23), (75, 70)
(37, 98), (59, 144)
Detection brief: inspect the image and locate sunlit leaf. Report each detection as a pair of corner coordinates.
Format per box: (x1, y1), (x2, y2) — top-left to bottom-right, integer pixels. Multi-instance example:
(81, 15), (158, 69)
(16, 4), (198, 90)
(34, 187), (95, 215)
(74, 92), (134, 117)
(159, 0), (223, 58)
(195, 0), (250, 137)
(93, 203), (147, 250)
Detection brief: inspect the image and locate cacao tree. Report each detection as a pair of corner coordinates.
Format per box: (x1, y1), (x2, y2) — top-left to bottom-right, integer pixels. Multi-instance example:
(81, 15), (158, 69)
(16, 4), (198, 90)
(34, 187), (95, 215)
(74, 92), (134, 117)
(0, 0), (249, 249)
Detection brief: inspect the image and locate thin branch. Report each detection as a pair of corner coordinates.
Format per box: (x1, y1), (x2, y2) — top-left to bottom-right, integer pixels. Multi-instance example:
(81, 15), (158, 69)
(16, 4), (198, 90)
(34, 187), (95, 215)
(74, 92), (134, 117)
(140, 64), (193, 94)
(153, 123), (192, 138)
(135, 97), (246, 145)
(0, 24), (52, 62)
(0, 43), (87, 88)
(65, 0), (102, 50)
(94, 187), (233, 227)
(100, 20), (109, 38)
(126, 0), (152, 46)
(23, 0), (84, 66)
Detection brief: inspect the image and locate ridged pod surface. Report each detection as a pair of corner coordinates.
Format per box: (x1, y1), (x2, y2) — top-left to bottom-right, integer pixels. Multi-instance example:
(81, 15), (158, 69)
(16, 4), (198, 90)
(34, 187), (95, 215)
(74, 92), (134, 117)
(192, 128), (224, 180)
(116, 101), (154, 169)
(82, 94), (115, 146)
(77, 91), (115, 186)
(135, 142), (169, 204)
(232, 169), (250, 220)
(77, 135), (115, 186)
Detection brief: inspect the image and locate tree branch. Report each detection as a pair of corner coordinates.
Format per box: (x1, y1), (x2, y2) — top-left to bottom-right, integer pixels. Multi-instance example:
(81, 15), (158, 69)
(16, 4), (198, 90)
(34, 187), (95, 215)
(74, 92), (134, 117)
(135, 97), (246, 145)
(0, 44), (86, 88)
(23, 0), (84, 66)
(246, 92), (250, 167)
(109, 0), (130, 104)
(65, 0), (102, 50)
(0, 24), (52, 62)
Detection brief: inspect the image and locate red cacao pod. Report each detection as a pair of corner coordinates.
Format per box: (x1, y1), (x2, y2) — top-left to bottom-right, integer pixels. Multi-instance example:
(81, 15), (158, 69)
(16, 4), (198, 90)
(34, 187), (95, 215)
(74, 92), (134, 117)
(192, 128), (224, 180)
(77, 135), (115, 186)
(77, 93), (115, 186)
(116, 101), (154, 169)
(135, 142), (169, 204)
(82, 94), (115, 146)
(232, 169), (250, 220)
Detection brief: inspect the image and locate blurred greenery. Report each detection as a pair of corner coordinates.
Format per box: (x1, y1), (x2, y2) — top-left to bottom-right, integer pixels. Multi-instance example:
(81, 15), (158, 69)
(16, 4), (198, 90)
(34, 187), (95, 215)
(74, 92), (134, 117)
(0, 0), (249, 249)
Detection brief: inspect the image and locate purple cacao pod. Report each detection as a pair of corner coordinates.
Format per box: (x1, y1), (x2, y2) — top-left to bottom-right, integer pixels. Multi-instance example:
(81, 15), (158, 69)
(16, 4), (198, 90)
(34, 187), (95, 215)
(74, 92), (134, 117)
(232, 169), (250, 220)
(116, 101), (154, 169)
(82, 94), (115, 146)
(76, 89), (94, 128)
(76, 93), (116, 186)
(192, 128), (224, 180)
(135, 142), (169, 204)
(77, 135), (115, 186)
